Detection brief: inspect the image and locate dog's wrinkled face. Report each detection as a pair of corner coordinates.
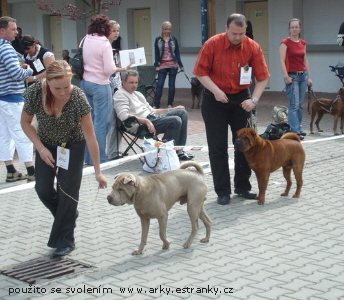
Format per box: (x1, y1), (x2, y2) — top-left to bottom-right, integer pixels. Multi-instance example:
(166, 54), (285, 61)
(234, 128), (257, 152)
(107, 173), (137, 206)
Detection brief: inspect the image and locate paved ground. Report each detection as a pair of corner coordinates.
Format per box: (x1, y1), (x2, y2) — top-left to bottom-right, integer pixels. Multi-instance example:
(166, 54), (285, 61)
(1, 90), (344, 300)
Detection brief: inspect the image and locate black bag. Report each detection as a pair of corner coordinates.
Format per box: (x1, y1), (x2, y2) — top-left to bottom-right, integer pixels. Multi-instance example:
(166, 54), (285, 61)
(260, 122), (291, 140)
(70, 38), (85, 80)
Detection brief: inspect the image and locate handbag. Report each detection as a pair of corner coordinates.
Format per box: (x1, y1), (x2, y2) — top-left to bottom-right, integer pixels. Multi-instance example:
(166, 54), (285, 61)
(70, 38), (85, 80)
(142, 138), (180, 173)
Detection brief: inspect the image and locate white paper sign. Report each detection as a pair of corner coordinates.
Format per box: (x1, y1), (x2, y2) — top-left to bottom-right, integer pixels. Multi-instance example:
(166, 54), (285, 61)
(240, 66), (252, 85)
(56, 146), (70, 170)
(33, 59), (45, 72)
(119, 47), (146, 67)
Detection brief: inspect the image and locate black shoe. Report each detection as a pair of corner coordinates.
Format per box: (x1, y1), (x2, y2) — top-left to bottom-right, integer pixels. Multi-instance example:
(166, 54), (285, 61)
(234, 189), (257, 200)
(299, 131), (307, 136)
(177, 151), (194, 161)
(217, 195), (230, 205)
(52, 246), (75, 257)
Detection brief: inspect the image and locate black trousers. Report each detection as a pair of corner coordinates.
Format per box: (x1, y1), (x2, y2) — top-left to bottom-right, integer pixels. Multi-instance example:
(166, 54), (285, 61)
(34, 140), (85, 249)
(201, 89), (252, 196)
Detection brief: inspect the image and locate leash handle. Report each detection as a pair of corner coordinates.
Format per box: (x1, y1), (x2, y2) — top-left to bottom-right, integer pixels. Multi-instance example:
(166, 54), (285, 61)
(178, 69), (192, 84)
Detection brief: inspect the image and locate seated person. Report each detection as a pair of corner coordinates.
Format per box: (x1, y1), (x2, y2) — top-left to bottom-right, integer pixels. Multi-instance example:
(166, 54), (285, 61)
(114, 70), (193, 160)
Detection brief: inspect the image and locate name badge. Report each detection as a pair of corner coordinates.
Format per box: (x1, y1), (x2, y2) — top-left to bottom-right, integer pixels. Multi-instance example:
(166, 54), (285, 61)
(240, 66), (252, 85)
(56, 146), (70, 170)
(33, 59), (45, 73)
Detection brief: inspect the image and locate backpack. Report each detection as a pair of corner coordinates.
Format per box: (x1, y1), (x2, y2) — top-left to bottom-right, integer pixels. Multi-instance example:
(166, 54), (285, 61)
(70, 38), (85, 80)
(260, 122), (291, 140)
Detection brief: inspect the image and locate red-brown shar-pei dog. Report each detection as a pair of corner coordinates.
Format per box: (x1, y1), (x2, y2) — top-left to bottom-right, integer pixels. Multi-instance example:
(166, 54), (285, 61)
(235, 128), (305, 205)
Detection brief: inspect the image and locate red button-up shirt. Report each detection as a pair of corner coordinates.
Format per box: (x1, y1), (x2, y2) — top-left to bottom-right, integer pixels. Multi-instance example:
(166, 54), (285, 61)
(193, 33), (270, 94)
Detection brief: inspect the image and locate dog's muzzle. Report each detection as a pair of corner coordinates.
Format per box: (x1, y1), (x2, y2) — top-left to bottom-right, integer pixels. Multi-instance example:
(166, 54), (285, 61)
(234, 139), (245, 152)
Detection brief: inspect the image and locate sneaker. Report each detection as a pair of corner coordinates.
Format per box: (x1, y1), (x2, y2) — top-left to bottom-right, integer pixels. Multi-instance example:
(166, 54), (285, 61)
(177, 151), (194, 161)
(26, 174), (36, 182)
(168, 105), (173, 108)
(6, 172), (26, 183)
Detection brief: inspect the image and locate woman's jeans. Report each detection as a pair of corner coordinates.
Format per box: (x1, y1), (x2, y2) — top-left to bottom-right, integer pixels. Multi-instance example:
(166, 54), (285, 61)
(285, 73), (308, 133)
(34, 141), (85, 249)
(80, 80), (113, 164)
(153, 67), (178, 108)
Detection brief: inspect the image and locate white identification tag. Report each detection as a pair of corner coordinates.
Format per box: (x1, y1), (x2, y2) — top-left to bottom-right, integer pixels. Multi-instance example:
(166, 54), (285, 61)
(240, 66), (252, 85)
(33, 59), (45, 72)
(56, 146), (70, 170)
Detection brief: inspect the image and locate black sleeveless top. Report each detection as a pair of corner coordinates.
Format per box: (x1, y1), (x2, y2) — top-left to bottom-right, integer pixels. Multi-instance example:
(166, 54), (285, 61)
(24, 47), (49, 76)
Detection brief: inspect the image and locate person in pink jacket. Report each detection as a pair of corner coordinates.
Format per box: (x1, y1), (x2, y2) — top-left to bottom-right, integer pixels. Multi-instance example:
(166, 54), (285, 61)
(80, 14), (127, 164)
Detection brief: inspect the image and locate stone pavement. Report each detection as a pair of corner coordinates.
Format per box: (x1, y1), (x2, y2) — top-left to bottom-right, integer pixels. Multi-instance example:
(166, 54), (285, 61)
(1, 91), (344, 300)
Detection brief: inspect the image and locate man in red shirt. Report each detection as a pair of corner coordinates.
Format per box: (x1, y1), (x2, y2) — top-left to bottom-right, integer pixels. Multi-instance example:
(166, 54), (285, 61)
(193, 13), (270, 205)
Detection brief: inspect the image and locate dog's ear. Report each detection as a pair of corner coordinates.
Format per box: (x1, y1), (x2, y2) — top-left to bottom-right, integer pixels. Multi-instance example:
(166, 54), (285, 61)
(123, 174), (137, 186)
(339, 87), (344, 98)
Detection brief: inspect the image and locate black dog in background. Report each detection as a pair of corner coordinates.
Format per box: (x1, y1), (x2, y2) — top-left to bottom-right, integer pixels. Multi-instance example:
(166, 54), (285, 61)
(190, 77), (204, 109)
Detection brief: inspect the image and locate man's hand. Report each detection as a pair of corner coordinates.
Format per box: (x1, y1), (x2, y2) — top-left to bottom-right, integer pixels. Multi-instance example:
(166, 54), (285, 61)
(241, 99), (256, 112)
(213, 89), (229, 103)
(141, 118), (156, 134)
(173, 105), (185, 110)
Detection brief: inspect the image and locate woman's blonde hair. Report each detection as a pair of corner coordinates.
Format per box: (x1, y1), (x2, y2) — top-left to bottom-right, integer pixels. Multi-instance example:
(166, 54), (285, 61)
(110, 20), (120, 29)
(42, 60), (73, 115)
(161, 21), (172, 36)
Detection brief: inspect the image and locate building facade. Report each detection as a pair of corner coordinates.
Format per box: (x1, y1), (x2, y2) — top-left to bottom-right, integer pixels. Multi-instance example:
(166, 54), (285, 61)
(7, 0), (344, 92)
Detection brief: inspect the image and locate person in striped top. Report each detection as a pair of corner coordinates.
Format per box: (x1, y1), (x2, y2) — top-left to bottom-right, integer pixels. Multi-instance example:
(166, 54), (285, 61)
(0, 16), (35, 182)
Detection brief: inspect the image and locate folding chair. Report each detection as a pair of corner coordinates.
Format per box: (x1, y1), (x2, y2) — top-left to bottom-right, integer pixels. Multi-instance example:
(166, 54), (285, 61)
(117, 116), (154, 156)
(137, 65), (157, 105)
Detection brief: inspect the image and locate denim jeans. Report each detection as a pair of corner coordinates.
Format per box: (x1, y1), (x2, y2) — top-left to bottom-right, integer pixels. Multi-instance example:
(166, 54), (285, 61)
(151, 109), (188, 146)
(80, 80), (113, 164)
(153, 67), (178, 108)
(285, 73), (308, 133)
(34, 140), (85, 249)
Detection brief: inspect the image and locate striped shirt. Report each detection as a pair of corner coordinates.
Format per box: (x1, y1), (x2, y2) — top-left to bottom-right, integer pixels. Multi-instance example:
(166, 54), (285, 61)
(0, 38), (33, 99)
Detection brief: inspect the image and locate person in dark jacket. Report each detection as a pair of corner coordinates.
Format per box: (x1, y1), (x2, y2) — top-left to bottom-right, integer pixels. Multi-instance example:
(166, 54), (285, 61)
(21, 35), (55, 85)
(153, 21), (183, 108)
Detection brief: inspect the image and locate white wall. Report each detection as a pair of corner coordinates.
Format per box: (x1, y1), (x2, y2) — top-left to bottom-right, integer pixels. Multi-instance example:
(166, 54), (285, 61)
(10, 1), (78, 56)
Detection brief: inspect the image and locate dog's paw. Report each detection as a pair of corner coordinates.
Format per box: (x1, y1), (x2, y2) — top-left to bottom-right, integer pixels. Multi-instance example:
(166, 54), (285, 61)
(162, 242), (170, 250)
(257, 200), (265, 205)
(200, 238), (209, 244)
(292, 194), (300, 198)
(280, 192), (288, 197)
(183, 243), (190, 249)
(132, 249), (143, 255)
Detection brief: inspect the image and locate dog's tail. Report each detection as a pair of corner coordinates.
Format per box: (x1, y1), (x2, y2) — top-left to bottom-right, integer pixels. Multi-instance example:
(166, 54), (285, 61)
(281, 132), (301, 142)
(180, 161), (204, 175)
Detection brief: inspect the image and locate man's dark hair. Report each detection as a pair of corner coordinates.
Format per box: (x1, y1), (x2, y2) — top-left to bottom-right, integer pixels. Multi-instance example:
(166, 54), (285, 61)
(0, 16), (16, 29)
(226, 14), (246, 28)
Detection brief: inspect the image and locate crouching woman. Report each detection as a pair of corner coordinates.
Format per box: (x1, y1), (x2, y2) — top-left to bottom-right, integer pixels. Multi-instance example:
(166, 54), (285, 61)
(21, 60), (107, 257)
